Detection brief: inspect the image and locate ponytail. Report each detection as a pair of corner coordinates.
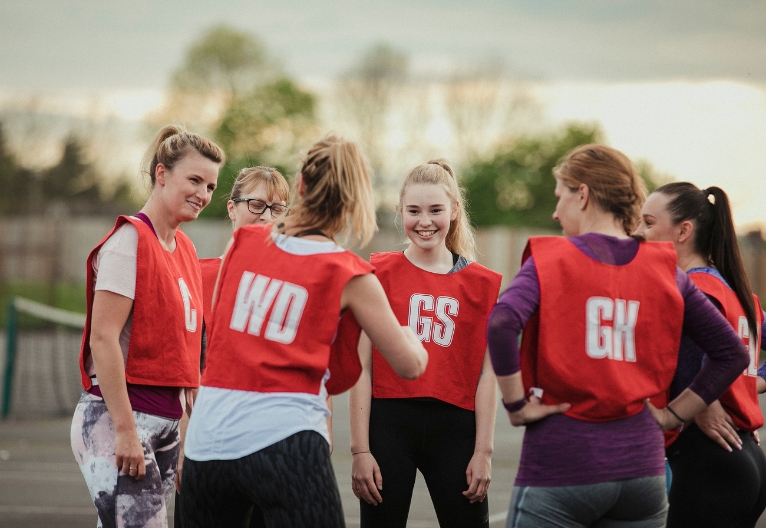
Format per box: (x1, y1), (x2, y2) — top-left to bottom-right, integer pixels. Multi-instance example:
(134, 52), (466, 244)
(286, 135), (377, 246)
(655, 182), (757, 335)
(141, 124), (225, 187)
(705, 186), (758, 335)
(398, 159), (477, 261)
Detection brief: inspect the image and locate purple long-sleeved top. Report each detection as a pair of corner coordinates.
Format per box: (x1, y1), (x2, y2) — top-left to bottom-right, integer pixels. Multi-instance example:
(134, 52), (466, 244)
(487, 233), (749, 487)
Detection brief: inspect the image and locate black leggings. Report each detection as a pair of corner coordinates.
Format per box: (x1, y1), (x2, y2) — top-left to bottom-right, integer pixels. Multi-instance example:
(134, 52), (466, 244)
(360, 398), (489, 528)
(180, 430), (344, 528)
(666, 424), (766, 528)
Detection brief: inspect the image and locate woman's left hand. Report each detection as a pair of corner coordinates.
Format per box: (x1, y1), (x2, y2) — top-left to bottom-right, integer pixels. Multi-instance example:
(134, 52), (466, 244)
(463, 451), (491, 503)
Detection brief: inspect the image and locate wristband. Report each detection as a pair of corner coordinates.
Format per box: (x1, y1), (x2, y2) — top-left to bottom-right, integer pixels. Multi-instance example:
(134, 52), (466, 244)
(666, 404), (685, 424)
(502, 397), (527, 413)
(351, 450), (371, 455)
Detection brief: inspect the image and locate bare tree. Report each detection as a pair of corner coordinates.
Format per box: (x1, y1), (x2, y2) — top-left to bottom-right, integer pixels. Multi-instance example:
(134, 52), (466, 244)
(336, 44), (409, 189)
(444, 57), (539, 167)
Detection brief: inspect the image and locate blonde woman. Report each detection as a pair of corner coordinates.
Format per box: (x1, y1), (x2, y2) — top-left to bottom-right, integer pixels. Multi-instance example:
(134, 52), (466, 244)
(71, 125), (224, 528)
(350, 160), (502, 528)
(181, 135), (428, 527)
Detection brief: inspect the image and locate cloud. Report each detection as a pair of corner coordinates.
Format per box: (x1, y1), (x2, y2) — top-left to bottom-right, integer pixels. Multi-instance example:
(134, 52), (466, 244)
(1, 0), (765, 93)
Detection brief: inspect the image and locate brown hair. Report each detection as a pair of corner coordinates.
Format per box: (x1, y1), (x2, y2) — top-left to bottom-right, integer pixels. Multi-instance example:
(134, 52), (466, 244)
(286, 135), (376, 246)
(141, 124), (225, 186)
(230, 166), (289, 202)
(654, 182), (757, 335)
(397, 159), (477, 261)
(553, 144), (646, 236)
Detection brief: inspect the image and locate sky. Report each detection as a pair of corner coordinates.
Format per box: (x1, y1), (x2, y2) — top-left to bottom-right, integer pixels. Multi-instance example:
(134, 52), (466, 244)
(1, 0), (765, 227)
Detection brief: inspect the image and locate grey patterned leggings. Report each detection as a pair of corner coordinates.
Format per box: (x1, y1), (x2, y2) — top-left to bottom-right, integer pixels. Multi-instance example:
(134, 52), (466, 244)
(71, 391), (180, 528)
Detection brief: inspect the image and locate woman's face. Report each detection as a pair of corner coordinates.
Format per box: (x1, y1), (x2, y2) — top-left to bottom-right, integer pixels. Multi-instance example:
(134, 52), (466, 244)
(401, 183), (458, 253)
(552, 177), (583, 236)
(158, 150), (219, 224)
(635, 192), (678, 243)
(227, 181), (288, 230)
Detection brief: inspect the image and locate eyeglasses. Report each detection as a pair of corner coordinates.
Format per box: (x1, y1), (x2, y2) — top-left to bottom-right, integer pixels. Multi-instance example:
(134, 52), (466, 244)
(232, 198), (288, 217)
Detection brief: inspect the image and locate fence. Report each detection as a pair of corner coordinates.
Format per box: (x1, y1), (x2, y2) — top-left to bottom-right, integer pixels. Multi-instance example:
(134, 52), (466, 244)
(0, 214), (765, 294)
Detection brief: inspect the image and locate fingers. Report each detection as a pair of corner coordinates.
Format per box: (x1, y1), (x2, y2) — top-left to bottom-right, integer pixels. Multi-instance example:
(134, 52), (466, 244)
(175, 467), (183, 493)
(462, 475), (490, 503)
(644, 399), (667, 429)
(118, 454), (146, 481)
(351, 457), (383, 505)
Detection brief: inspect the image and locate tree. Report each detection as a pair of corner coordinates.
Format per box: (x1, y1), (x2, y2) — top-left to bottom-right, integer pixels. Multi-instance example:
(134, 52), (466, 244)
(0, 122), (34, 215)
(462, 123), (671, 229)
(444, 57), (539, 166)
(151, 25), (279, 132)
(215, 78), (318, 163)
(337, 44), (409, 187)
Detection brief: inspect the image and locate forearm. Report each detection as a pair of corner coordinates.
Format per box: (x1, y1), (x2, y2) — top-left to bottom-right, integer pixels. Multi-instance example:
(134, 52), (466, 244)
(473, 352), (496, 456)
(496, 371), (526, 406)
(667, 388), (707, 423)
(349, 374), (373, 453)
(90, 336), (135, 432)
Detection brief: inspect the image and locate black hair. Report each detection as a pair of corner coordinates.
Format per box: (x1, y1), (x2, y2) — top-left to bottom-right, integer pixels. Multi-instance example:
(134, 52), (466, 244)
(655, 182), (757, 334)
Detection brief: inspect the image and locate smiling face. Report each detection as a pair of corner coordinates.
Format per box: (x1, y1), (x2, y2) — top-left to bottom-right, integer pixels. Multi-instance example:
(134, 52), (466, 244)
(634, 191), (678, 242)
(552, 177), (584, 236)
(227, 181), (288, 230)
(401, 183), (458, 253)
(157, 149), (219, 223)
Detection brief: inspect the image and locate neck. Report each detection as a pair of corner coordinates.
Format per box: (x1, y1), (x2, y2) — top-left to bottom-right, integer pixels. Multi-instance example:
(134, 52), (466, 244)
(278, 219), (333, 242)
(677, 247), (708, 272)
(404, 244), (454, 274)
(578, 213), (628, 239)
(140, 198), (179, 250)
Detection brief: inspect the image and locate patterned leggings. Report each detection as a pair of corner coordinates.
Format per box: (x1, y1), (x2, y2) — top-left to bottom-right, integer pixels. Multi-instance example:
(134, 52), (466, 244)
(71, 392), (180, 528)
(180, 430), (345, 528)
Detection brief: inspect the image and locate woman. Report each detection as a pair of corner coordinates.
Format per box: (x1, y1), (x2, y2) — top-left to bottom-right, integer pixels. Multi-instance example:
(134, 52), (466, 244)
(71, 125), (224, 528)
(636, 182), (766, 528)
(350, 160), (502, 528)
(181, 135), (428, 528)
(488, 144), (750, 527)
(198, 166), (290, 317)
(175, 166), (290, 528)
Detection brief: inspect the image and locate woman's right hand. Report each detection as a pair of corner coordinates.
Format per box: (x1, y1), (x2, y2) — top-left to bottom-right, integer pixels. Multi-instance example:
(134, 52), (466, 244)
(115, 429), (146, 481)
(351, 452), (383, 505)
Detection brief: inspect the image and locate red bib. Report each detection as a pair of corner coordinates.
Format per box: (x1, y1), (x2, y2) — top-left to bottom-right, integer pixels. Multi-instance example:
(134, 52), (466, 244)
(689, 272), (764, 432)
(370, 252), (502, 411)
(199, 257), (221, 326)
(521, 237), (683, 422)
(79, 216), (203, 390)
(201, 224), (374, 395)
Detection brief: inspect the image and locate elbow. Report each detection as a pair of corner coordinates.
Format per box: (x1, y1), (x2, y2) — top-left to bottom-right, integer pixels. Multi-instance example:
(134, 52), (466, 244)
(398, 347), (428, 380)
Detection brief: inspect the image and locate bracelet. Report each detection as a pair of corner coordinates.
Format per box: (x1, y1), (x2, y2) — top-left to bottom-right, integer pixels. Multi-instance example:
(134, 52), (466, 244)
(666, 404), (685, 424)
(502, 397), (527, 413)
(351, 450), (371, 455)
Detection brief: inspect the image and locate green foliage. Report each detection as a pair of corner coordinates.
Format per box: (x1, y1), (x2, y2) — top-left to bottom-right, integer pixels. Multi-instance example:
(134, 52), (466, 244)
(0, 123), (134, 216)
(170, 24), (274, 98)
(462, 123), (672, 229)
(0, 281), (86, 329)
(215, 78), (317, 162)
(463, 123), (602, 229)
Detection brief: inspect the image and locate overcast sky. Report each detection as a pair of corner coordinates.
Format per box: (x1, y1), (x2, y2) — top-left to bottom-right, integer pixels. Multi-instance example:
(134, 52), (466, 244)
(2, 0), (765, 92)
(2, 1), (766, 228)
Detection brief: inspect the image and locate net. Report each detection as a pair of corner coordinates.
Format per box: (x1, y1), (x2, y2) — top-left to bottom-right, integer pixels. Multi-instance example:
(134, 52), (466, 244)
(2, 297), (86, 418)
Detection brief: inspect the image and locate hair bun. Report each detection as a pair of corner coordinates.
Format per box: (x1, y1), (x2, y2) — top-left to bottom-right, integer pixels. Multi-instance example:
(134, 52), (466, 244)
(427, 158), (455, 179)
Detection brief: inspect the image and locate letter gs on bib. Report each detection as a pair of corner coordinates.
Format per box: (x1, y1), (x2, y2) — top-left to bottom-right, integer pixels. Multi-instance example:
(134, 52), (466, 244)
(408, 294), (459, 347)
(586, 296), (640, 361)
(229, 271), (309, 344)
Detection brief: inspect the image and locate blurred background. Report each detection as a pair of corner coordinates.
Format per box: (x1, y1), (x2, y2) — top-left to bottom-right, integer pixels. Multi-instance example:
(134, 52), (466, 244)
(1, 1), (766, 525)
